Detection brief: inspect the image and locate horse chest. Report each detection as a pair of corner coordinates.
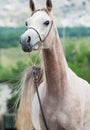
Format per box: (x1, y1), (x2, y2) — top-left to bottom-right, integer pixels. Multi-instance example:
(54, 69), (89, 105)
(39, 107), (81, 130)
(39, 97), (68, 130)
(39, 106), (68, 130)
(39, 94), (82, 130)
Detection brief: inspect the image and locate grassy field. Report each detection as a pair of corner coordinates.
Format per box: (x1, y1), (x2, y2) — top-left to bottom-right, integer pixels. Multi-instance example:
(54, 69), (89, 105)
(0, 47), (29, 67)
(0, 46), (40, 82)
(0, 37), (90, 83)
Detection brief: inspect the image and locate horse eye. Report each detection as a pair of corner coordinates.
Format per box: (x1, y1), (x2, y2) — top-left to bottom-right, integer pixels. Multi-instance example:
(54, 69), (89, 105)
(43, 20), (50, 26)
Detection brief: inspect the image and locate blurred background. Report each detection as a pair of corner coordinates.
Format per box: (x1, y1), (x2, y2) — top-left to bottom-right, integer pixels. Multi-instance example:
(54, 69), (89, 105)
(0, 0), (90, 130)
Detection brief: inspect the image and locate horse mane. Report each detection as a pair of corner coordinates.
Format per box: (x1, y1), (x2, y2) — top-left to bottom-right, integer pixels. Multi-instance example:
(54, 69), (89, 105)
(16, 66), (43, 130)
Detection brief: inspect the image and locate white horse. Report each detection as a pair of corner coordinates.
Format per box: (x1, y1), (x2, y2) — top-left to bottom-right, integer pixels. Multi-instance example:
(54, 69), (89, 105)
(16, 0), (90, 130)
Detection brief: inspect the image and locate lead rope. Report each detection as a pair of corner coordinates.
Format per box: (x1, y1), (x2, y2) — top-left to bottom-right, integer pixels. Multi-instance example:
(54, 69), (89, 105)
(32, 66), (50, 130)
(28, 47), (50, 130)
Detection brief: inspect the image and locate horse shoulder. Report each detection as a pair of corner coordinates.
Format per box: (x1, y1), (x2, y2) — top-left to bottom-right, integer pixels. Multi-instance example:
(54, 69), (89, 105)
(67, 68), (90, 129)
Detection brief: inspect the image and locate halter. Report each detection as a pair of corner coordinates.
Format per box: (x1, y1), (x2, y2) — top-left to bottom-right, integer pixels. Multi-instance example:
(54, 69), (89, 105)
(27, 21), (53, 43)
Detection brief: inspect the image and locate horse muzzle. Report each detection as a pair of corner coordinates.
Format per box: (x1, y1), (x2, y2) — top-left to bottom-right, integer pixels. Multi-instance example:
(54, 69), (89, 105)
(20, 29), (41, 52)
(20, 34), (33, 52)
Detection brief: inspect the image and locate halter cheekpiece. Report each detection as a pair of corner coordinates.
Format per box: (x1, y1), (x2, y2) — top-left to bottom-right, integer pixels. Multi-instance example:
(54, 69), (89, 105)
(27, 21), (53, 43)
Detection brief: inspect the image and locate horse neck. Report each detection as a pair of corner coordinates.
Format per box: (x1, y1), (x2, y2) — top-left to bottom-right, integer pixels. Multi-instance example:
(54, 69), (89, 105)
(42, 29), (68, 96)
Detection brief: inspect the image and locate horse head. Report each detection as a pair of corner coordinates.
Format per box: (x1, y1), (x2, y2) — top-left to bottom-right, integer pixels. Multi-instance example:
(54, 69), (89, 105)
(20, 0), (55, 52)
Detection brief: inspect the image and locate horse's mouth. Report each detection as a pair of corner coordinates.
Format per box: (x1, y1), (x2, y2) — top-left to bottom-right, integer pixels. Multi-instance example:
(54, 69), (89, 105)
(20, 40), (32, 52)
(21, 42), (39, 53)
(22, 45), (32, 52)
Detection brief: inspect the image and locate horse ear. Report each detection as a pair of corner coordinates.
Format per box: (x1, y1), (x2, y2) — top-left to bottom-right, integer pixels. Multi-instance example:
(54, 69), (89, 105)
(29, 0), (35, 12)
(46, 0), (52, 12)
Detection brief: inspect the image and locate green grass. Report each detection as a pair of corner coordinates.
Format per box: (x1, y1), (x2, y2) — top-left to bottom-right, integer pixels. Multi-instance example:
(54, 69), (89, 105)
(0, 47), (40, 67)
(0, 47), (29, 66)
(0, 47), (40, 82)
(63, 37), (90, 83)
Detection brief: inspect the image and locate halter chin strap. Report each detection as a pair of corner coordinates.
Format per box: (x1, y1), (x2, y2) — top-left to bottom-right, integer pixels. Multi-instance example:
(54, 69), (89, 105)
(27, 21), (53, 43)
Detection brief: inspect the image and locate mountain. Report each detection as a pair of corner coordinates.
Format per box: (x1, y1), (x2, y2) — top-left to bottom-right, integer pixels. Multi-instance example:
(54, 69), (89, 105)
(0, 0), (29, 27)
(0, 0), (90, 27)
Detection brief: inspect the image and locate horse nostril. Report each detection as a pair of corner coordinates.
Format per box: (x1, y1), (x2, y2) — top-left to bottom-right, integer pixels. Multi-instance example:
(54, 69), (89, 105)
(27, 36), (31, 43)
